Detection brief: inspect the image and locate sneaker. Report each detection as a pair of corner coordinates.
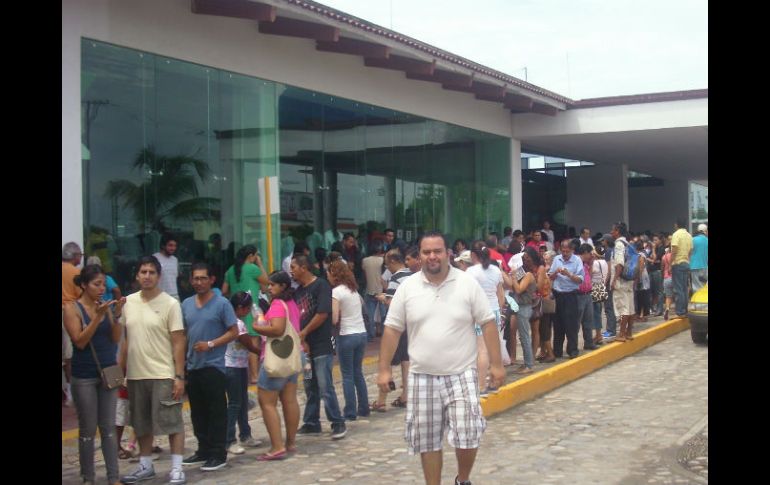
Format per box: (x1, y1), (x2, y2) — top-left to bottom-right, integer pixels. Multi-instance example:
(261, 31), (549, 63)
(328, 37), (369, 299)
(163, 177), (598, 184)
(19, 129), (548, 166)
(182, 453), (207, 466)
(200, 457), (227, 471)
(330, 422), (347, 440)
(602, 331), (615, 339)
(297, 424), (322, 435)
(120, 463), (156, 483)
(168, 468), (186, 485)
(228, 443), (245, 455)
(240, 437), (263, 447)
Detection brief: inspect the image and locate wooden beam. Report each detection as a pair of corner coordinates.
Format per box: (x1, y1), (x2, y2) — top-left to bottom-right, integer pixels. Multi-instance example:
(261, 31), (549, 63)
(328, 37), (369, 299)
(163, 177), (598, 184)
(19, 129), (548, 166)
(316, 37), (389, 59)
(504, 93), (534, 111)
(191, 0), (276, 22)
(258, 16), (339, 42)
(472, 81), (507, 101)
(364, 55), (435, 76)
(406, 69), (473, 87)
(531, 102), (559, 116)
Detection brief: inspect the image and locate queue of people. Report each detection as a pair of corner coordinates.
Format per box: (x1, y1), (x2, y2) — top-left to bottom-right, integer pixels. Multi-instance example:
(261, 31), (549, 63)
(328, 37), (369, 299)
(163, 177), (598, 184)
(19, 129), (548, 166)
(62, 220), (706, 485)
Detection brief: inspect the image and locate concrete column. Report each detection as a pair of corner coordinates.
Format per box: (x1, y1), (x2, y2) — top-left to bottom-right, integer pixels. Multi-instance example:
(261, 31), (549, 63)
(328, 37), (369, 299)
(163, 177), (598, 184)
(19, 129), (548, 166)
(566, 163), (629, 234)
(62, 10), (84, 248)
(629, 179), (690, 233)
(510, 138), (523, 231)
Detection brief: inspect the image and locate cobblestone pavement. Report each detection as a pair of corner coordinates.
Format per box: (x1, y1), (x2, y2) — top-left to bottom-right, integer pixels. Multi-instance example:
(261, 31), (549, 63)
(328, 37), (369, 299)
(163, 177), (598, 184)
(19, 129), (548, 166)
(63, 316), (706, 484)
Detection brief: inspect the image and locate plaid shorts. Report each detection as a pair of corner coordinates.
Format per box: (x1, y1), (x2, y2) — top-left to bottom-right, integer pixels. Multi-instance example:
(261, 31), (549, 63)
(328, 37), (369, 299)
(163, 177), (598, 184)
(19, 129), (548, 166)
(405, 368), (486, 454)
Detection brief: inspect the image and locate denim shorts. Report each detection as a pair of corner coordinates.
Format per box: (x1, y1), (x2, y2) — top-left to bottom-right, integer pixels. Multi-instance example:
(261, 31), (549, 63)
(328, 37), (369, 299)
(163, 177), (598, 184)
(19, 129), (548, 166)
(257, 366), (298, 392)
(663, 278), (673, 298)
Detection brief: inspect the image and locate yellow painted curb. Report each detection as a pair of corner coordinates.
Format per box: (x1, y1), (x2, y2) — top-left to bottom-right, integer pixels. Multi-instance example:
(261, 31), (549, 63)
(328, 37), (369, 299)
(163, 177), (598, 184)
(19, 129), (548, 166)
(481, 318), (691, 417)
(63, 355), (381, 443)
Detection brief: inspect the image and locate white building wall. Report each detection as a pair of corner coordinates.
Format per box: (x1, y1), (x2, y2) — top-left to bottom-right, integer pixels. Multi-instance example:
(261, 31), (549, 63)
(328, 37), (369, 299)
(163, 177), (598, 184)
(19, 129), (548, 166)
(628, 181), (690, 234)
(566, 164), (628, 234)
(62, 0), (519, 242)
(62, 5), (86, 248)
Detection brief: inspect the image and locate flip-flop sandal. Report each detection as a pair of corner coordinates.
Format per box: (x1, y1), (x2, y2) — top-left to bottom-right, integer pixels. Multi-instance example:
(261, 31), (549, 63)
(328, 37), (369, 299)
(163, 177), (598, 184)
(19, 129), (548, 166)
(257, 449), (287, 461)
(369, 401), (387, 412)
(391, 397), (407, 408)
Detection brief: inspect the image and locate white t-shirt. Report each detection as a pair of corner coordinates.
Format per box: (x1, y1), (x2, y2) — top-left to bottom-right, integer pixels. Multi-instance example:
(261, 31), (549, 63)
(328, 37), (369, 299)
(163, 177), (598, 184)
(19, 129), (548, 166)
(591, 259), (608, 285)
(153, 252), (179, 297)
(384, 267), (494, 375)
(580, 237), (595, 248)
(225, 319), (249, 368)
(465, 263), (503, 312)
(331, 285), (367, 336)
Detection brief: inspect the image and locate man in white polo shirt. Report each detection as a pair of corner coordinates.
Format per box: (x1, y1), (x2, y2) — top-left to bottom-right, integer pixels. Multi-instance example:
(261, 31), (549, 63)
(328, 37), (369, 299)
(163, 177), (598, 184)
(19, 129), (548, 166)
(378, 231), (504, 485)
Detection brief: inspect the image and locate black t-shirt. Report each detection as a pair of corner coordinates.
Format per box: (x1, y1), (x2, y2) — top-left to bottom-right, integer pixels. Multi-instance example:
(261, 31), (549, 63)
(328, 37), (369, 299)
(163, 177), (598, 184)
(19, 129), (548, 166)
(294, 277), (334, 358)
(650, 245), (665, 271)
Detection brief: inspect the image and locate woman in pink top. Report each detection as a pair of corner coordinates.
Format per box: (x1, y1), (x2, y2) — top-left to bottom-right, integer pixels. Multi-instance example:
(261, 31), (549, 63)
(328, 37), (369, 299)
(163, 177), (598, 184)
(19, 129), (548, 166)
(254, 271), (301, 461)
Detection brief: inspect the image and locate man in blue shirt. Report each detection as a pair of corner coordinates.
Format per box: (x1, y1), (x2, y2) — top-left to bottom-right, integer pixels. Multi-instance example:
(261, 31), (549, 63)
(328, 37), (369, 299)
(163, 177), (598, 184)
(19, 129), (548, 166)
(548, 240), (585, 359)
(690, 224), (708, 291)
(181, 263), (239, 472)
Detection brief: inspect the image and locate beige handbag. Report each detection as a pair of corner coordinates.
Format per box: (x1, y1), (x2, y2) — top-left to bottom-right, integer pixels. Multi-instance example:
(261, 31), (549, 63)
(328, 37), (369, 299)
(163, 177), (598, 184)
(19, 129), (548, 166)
(262, 299), (302, 378)
(74, 303), (124, 389)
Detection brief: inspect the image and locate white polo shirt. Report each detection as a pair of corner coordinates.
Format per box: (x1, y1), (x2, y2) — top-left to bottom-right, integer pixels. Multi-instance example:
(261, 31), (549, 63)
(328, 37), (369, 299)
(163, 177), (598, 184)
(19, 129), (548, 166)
(384, 266), (494, 376)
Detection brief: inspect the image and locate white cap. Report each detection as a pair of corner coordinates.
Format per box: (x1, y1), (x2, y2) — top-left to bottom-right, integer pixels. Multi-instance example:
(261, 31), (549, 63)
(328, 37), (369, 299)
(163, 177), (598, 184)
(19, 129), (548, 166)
(697, 223), (708, 233)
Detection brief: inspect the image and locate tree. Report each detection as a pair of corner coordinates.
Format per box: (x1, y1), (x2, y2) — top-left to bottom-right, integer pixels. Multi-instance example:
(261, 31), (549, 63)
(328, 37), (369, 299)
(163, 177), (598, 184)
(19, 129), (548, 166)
(104, 146), (220, 232)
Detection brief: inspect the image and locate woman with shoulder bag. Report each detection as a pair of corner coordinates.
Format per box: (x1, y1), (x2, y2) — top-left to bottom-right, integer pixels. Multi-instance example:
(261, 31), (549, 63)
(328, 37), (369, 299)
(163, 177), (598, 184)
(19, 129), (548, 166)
(254, 271), (302, 461)
(590, 247), (609, 346)
(62, 264), (126, 485)
(328, 260), (370, 421)
(509, 247), (540, 374)
(529, 250), (548, 364)
(537, 251), (557, 363)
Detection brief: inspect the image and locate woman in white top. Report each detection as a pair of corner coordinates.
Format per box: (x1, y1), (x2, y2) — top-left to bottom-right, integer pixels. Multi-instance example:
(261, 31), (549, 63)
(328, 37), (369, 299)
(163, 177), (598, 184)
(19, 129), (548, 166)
(590, 247), (610, 346)
(328, 260), (370, 421)
(467, 240), (507, 393)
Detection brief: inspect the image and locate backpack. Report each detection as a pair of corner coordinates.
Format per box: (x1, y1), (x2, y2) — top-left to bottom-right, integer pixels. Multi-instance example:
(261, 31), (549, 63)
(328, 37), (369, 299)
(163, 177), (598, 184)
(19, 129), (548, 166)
(619, 240), (640, 281)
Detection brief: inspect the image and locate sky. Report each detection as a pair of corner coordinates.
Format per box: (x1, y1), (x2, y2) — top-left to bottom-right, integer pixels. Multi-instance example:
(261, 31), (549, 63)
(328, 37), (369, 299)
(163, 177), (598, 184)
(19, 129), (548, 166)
(315, 0), (708, 100)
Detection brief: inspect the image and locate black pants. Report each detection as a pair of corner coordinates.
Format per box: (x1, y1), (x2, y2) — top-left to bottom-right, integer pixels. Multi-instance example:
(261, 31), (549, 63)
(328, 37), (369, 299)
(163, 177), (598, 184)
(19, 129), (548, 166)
(187, 367), (228, 461)
(553, 291), (579, 357)
(635, 289), (651, 316)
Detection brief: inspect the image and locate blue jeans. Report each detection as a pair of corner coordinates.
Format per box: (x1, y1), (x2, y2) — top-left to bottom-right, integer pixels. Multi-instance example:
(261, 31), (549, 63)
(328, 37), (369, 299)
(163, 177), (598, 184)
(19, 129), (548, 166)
(225, 367), (252, 446)
(649, 269), (664, 314)
(303, 353), (345, 428)
(364, 294), (382, 339)
(516, 304), (534, 368)
(337, 332), (370, 420)
(672, 263), (690, 316)
(576, 293), (594, 345)
(604, 289), (617, 334)
(592, 301), (604, 331)
(691, 268), (707, 292)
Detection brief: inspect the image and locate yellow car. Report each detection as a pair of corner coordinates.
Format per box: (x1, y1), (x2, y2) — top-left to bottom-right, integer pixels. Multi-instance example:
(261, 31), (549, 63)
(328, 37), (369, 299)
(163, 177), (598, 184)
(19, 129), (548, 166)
(688, 283), (708, 344)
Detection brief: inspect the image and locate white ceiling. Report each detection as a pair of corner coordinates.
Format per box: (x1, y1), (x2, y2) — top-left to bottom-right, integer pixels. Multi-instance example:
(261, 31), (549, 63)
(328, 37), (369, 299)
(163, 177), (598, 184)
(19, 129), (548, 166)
(520, 125), (708, 182)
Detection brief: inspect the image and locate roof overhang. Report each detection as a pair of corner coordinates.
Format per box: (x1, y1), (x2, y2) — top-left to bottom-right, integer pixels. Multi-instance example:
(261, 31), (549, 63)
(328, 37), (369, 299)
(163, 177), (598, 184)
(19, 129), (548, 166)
(514, 93), (708, 182)
(190, 0), (569, 115)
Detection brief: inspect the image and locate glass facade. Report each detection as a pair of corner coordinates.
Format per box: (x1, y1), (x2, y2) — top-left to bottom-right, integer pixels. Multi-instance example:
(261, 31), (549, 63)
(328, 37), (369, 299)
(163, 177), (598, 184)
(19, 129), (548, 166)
(80, 39), (510, 296)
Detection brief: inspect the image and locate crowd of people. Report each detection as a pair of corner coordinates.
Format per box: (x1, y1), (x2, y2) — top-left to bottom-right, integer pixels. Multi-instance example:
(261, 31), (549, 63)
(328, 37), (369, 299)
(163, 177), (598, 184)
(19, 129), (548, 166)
(61, 220), (707, 485)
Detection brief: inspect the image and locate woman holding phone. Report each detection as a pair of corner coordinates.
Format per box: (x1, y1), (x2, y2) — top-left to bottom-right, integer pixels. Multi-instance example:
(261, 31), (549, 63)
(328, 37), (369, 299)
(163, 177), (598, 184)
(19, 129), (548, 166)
(63, 264), (126, 485)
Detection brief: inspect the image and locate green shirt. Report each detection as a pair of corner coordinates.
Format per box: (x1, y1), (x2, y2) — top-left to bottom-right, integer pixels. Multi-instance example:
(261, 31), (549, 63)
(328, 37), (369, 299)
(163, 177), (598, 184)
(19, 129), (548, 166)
(225, 262), (263, 336)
